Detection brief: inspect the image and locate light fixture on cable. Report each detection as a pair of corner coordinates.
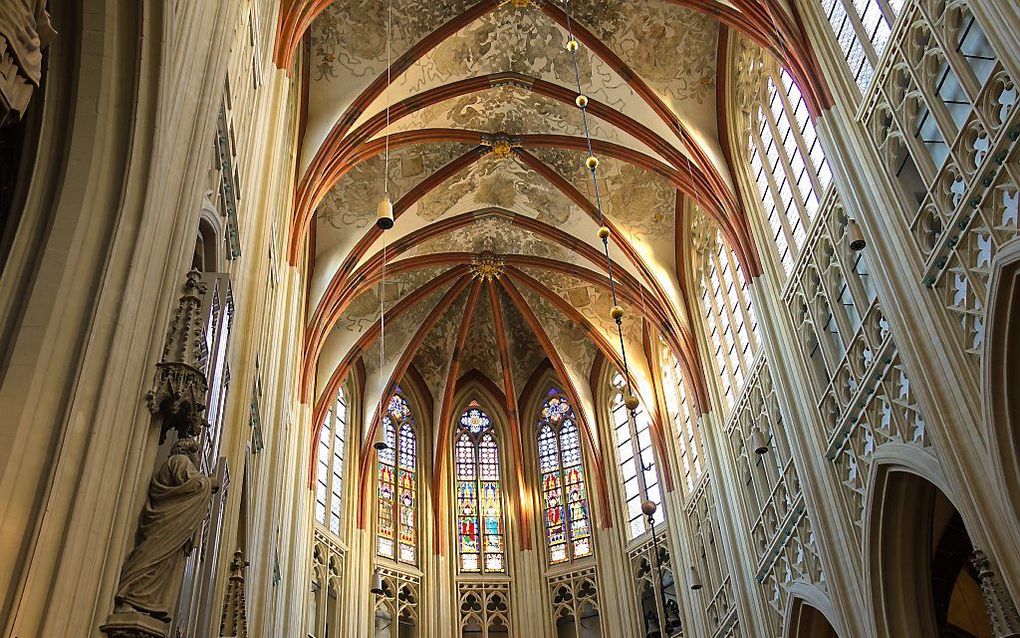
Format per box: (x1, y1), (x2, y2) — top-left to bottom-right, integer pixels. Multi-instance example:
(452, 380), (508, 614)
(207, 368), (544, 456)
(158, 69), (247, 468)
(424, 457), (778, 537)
(375, 0), (395, 231)
(561, 1), (668, 634)
(374, 0), (394, 453)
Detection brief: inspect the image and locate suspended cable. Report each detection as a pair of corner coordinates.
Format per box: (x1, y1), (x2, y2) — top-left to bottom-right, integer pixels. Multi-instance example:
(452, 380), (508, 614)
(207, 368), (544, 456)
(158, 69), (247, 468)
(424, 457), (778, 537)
(561, 1), (671, 633)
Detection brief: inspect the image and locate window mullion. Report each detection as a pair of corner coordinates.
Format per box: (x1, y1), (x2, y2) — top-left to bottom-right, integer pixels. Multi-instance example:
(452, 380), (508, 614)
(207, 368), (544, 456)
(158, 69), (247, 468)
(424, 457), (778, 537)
(837, 0), (883, 67)
(764, 77), (820, 234)
(750, 124), (801, 260)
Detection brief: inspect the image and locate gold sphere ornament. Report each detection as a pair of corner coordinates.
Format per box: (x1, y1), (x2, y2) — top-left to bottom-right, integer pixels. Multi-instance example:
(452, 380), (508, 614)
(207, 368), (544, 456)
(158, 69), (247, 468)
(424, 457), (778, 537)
(575, 94), (589, 109)
(610, 305), (624, 320)
(585, 155), (599, 171)
(625, 395), (640, 411)
(597, 226), (610, 240)
(566, 39), (579, 52)
(641, 499), (658, 516)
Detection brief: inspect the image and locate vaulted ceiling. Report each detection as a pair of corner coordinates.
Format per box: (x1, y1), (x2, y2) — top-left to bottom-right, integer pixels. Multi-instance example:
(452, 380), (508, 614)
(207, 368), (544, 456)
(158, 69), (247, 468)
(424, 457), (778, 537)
(294, 0), (786, 439)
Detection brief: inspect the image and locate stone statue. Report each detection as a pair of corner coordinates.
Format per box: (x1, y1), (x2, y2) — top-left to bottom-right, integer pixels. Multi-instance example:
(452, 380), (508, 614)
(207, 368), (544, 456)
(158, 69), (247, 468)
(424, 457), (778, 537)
(114, 437), (218, 622)
(0, 0), (56, 124)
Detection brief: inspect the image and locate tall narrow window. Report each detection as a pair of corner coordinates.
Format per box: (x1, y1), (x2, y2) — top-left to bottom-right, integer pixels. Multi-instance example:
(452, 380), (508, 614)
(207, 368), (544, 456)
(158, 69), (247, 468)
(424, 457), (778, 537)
(536, 390), (592, 565)
(609, 373), (664, 540)
(820, 0), (900, 94)
(746, 70), (832, 275)
(660, 348), (704, 495)
(377, 393), (418, 565)
(699, 230), (761, 411)
(315, 386), (349, 536)
(456, 402), (505, 573)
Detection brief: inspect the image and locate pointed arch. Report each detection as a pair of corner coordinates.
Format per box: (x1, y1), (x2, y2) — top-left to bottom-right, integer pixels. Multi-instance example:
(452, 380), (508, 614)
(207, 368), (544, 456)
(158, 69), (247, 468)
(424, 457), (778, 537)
(782, 583), (842, 638)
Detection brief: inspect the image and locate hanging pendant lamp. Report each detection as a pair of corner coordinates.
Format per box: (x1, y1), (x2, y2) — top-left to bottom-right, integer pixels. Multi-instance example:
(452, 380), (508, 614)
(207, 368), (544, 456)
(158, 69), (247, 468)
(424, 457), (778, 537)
(370, 567), (385, 595)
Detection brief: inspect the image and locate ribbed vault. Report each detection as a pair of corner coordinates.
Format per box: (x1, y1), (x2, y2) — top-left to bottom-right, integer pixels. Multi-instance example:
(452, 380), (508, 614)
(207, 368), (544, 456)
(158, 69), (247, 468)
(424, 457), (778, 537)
(293, 0), (825, 540)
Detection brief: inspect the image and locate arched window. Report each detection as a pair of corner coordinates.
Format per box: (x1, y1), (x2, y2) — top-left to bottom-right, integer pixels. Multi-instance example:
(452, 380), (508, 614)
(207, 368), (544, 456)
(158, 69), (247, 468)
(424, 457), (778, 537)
(377, 393), (418, 566)
(660, 347), (704, 495)
(536, 390), (592, 565)
(609, 372), (664, 540)
(315, 386), (349, 536)
(455, 402), (505, 573)
(699, 230), (761, 411)
(746, 69), (833, 275)
(820, 0), (902, 94)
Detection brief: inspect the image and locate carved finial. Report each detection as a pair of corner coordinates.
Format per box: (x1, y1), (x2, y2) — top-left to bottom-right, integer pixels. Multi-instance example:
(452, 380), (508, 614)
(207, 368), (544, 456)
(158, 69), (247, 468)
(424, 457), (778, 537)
(220, 550), (250, 637)
(970, 550), (1020, 637)
(146, 270), (213, 441)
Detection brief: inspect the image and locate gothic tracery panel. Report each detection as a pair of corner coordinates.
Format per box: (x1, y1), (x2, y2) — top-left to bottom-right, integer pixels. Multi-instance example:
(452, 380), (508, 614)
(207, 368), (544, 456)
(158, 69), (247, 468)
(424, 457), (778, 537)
(537, 390), (593, 566)
(457, 402), (506, 574)
(377, 393), (418, 565)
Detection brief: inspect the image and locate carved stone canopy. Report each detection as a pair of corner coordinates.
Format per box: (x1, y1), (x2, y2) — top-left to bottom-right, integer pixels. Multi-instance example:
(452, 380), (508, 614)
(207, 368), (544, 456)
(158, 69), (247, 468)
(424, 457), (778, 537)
(146, 270), (211, 441)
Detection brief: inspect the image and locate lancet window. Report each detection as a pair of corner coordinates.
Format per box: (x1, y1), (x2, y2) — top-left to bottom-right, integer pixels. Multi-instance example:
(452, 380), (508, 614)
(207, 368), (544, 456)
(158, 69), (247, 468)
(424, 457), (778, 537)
(746, 68), (833, 275)
(660, 347), (704, 496)
(696, 224), (761, 412)
(609, 372), (664, 541)
(819, 0), (903, 94)
(315, 386), (348, 537)
(536, 390), (593, 566)
(377, 393), (418, 565)
(456, 402), (506, 574)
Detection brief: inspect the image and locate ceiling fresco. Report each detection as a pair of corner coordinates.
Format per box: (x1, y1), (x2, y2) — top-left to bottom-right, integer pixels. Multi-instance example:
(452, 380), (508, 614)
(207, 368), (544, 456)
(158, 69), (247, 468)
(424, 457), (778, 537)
(304, 0), (735, 442)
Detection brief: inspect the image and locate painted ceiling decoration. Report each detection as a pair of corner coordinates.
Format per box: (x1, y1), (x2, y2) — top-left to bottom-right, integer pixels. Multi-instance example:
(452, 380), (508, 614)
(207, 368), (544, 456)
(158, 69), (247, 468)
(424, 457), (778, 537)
(287, 0), (834, 536)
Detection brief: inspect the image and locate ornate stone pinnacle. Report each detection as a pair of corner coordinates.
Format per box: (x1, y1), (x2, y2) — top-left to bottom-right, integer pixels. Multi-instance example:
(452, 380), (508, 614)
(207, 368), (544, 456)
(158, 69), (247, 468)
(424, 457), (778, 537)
(471, 252), (506, 281)
(970, 550), (1020, 637)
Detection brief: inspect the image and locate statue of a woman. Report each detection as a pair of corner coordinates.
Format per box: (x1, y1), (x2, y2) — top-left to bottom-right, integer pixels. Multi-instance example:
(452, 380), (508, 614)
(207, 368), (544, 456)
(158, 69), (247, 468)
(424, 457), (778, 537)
(0, 0), (56, 123)
(114, 437), (217, 622)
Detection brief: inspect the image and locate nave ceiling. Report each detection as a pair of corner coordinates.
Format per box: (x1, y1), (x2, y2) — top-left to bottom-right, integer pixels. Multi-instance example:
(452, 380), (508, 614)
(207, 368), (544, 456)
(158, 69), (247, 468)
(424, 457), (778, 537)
(300, 0), (746, 445)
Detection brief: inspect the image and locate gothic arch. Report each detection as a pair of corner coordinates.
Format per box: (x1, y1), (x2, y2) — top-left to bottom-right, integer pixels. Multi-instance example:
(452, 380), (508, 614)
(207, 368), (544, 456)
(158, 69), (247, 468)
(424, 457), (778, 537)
(865, 450), (996, 638)
(782, 583), (841, 638)
(983, 238), (1020, 532)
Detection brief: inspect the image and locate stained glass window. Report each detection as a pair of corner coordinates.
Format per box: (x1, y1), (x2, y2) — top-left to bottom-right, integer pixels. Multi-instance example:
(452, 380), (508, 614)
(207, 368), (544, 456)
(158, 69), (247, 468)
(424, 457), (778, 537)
(376, 392), (417, 565)
(537, 390), (592, 565)
(609, 373), (665, 540)
(315, 386), (348, 537)
(456, 401), (505, 573)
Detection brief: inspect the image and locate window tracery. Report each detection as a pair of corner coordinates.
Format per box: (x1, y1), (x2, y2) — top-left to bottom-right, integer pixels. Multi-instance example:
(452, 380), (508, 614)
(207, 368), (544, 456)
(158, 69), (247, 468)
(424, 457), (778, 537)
(685, 479), (738, 634)
(608, 372), (664, 540)
(315, 386), (348, 537)
(377, 393), (418, 565)
(628, 534), (684, 637)
(456, 402), (506, 574)
(691, 212), (761, 412)
(659, 347), (705, 496)
(856, 0), (1017, 377)
(372, 568), (420, 638)
(739, 54), (833, 276)
(309, 530), (345, 638)
(548, 568), (601, 638)
(536, 390), (593, 566)
(458, 582), (510, 638)
(820, 0), (902, 94)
